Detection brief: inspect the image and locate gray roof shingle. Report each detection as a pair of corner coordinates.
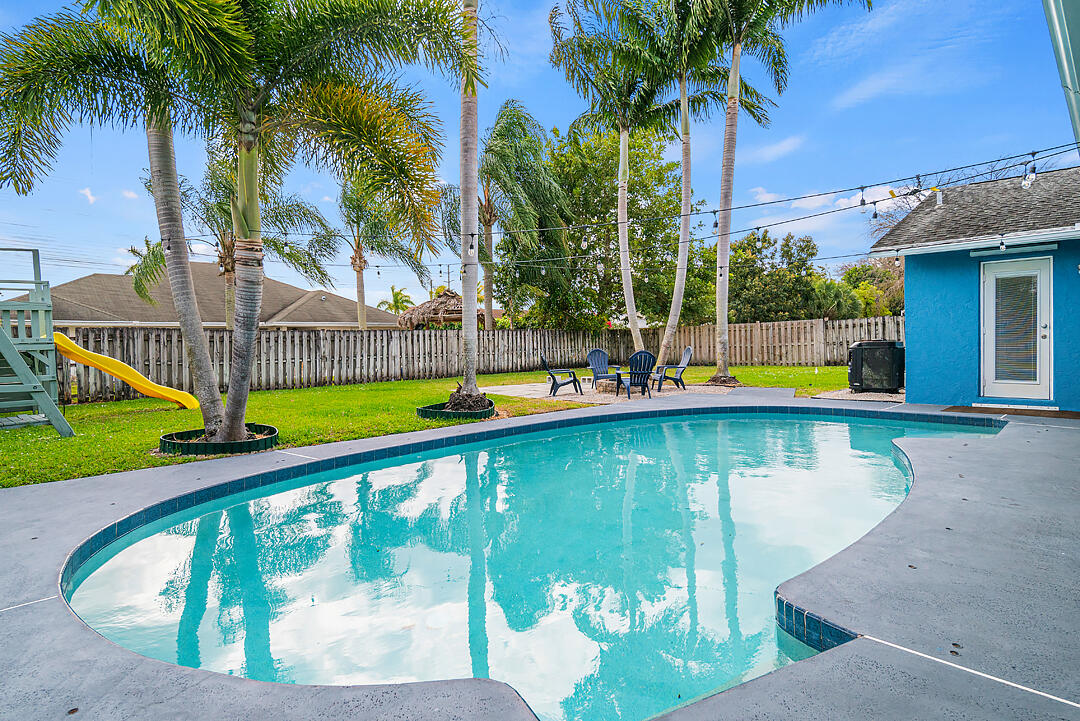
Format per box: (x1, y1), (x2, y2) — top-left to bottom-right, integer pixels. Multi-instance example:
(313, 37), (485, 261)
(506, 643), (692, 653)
(870, 165), (1080, 252)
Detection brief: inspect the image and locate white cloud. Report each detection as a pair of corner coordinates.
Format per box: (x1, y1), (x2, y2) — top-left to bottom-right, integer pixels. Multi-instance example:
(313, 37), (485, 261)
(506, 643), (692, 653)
(738, 135), (805, 165)
(806, 0), (914, 65)
(121, 189), (139, 200)
(78, 187), (97, 204)
(826, 0), (1004, 111)
(747, 211), (845, 237)
(320, 195), (333, 203)
(834, 185), (905, 211)
(111, 247), (133, 266)
(749, 187), (783, 203)
(791, 193), (835, 210)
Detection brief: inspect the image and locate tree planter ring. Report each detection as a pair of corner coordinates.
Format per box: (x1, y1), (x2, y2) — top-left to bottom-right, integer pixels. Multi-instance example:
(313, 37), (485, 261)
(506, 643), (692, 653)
(159, 423), (279, 456)
(416, 399), (496, 420)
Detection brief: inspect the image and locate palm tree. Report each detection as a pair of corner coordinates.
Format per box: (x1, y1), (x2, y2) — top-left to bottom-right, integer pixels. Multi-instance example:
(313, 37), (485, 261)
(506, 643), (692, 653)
(476, 99), (571, 329)
(622, 0), (770, 364)
(458, 0), (482, 397)
(377, 285), (415, 314)
(89, 0), (476, 438)
(707, 0), (870, 383)
(128, 150), (338, 329)
(550, 2), (674, 351)
(0, 11), (229, 435)
(339, 177), (432, 328)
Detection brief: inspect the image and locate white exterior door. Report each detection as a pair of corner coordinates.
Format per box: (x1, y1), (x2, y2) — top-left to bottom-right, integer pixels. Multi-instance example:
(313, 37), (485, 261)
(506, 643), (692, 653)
(980, 257), (1052, 400)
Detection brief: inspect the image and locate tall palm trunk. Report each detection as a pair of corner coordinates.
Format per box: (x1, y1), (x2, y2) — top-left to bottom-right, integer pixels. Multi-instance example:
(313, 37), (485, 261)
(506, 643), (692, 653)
(482, 220), (494, 330)
(657, 73), (692, 365)
(709, 40), (741, 384)
(145, 110), (225, 435)
(617, 125), (644, 351)
(352, 242), (367, 329)
(220, 234), (236, 331)
(223, 116), (263, 440)
(458, 0), (481, 395)
(224, 271), (235, 330)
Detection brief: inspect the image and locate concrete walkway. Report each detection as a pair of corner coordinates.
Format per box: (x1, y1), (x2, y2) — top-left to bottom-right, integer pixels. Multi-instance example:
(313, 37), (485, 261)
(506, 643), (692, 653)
(480, 380), (734, 404)
(2, 391), (1077, 720)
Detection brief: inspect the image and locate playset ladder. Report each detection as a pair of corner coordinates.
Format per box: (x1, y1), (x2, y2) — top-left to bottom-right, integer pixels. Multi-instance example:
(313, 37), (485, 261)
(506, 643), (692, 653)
(0, 248), (73, 436)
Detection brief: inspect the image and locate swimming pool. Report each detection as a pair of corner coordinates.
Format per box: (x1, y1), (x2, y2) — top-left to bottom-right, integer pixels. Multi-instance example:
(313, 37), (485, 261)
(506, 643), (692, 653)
(67, 414), (996, 720)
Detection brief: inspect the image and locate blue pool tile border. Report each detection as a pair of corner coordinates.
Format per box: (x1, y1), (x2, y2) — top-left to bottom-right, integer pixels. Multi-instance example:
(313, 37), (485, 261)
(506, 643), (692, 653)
(775, 590), (858, 651)
(59, 404), (1005, 598)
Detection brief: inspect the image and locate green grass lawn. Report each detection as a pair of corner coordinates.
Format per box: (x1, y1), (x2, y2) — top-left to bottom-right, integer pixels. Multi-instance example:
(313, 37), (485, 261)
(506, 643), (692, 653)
(1, 365), (847, 488)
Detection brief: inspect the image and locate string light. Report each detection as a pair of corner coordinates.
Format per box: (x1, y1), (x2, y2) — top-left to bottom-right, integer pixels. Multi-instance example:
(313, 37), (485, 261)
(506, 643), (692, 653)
(859, 186), (867, 213)
(872, 202), (878, 220)
(1021, 152), (1038, 189)
(32, 141), (1080, 281)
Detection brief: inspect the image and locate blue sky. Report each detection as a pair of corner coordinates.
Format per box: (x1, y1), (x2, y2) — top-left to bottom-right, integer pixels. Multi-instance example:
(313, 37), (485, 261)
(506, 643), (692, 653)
(0, 0), (1073, 306)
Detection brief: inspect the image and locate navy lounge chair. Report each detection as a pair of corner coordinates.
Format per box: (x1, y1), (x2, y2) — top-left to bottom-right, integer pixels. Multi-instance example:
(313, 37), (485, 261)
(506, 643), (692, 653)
(586, 348), (620, 388)
(622, 350), (656, 399)
(653, 346), (693, 391)
(541, 353), (583, 396)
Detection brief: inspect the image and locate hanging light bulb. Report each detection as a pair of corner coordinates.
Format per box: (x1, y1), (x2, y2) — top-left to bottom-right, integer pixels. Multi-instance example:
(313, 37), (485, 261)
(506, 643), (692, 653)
(999, 239), (1007, 252)
(872, 202), (878, 220)
(859, 187), (867, 213)
(1021, 161), (1037, 190)
(894, 253), (901, 267)
(468, 233), (476, 256)
(712, 210), (719, 232)
(376, 266), (381, 277)
(541, 266), (546, 276)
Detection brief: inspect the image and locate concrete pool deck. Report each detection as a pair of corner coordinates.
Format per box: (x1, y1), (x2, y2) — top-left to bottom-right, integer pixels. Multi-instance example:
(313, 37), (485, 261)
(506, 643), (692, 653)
(2, 390), (1077, 720)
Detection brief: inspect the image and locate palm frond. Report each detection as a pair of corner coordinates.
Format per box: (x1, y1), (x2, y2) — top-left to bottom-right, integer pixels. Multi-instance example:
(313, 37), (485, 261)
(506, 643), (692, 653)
(0, 13), (177, 193)
(125, 236), (167, 303)
(287, 79), (442, 256)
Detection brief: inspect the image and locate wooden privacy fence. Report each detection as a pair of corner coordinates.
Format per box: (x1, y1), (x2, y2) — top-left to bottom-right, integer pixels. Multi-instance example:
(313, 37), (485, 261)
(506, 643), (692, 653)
(643, 315), (905, 366)
(53, 326), (635, 404)
(53, 317), (901, 403)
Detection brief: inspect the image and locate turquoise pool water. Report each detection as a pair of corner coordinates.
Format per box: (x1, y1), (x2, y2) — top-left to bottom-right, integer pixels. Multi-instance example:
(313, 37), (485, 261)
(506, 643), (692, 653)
(68, 414), (995, 720)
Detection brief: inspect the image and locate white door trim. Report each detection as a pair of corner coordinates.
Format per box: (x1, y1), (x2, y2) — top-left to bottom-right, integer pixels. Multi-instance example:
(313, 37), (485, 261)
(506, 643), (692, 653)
(980, 257), (1053, 400)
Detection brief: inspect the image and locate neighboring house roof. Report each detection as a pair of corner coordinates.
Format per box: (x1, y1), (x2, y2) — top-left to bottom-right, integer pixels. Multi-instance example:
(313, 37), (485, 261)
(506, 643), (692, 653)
(870, 166), (1080, 255)
(25, 262), (399, 327)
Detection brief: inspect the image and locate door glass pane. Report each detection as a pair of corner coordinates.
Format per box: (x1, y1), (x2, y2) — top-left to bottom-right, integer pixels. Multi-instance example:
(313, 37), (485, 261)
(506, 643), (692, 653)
(995, 274), (1038, 382)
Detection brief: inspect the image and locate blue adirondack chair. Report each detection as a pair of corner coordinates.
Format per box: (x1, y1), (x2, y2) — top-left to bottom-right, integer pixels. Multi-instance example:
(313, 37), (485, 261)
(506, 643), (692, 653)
(621, 349), (656, 399)
(652, 346), (693, 392)
(540, 353), (582, 396)
(586, 348), (620, 389)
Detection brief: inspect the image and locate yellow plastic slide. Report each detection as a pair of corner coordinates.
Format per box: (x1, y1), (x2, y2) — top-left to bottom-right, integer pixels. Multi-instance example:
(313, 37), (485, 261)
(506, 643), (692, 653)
(53, 333), (199, 410)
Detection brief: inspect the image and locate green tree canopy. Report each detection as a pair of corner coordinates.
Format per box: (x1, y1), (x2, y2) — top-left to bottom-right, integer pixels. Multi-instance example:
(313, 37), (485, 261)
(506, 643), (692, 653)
(727, 229), (816, 323)
(810, 276), (862, 320)
(510, 127), (713, 330)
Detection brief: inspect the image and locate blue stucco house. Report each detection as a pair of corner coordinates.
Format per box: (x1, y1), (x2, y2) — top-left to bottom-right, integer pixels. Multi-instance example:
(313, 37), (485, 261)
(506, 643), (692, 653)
(870, 167), (1080, 411)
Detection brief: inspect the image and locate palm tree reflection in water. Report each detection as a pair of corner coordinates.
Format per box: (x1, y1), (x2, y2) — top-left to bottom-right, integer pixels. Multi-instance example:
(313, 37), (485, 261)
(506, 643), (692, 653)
(153, 418), (907, 720)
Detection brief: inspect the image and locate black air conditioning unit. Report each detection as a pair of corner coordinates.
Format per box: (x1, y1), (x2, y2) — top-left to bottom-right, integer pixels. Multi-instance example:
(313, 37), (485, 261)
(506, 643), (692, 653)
(848, 340), (904, 393)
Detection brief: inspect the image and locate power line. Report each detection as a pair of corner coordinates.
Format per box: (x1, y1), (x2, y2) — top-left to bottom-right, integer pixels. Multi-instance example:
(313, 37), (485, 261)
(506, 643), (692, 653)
(8, 140), (1076, 278)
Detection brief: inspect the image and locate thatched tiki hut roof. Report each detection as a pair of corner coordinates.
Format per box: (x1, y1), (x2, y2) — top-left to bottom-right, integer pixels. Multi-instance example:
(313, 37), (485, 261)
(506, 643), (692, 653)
(398, 289), (486, 329)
